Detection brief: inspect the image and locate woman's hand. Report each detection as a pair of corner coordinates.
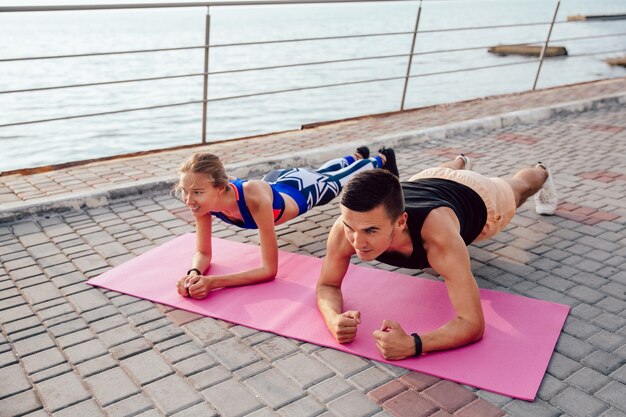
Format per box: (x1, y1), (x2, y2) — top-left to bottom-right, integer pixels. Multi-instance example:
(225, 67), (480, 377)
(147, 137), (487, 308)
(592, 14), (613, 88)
(176, 275), (192, 297)
(188, 275), (214, 299)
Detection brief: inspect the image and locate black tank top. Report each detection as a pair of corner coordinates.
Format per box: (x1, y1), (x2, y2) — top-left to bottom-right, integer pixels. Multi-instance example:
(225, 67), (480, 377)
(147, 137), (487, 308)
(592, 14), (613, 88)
(376, 178), (487, 269)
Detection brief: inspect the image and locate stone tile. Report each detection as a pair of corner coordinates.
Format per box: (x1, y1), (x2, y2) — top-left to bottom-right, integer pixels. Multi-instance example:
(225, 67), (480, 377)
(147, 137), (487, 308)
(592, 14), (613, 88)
(188, 366), (231, 390)
(314, 348), (370, 378)
(245, 368), (306, 409)
(85, 367), (141, 407)
(75, 354), (117, 378)
(597, 382), (626, 411)
(104, 393), (154, 417)
(348, 366), (393, 392)
(553, 386), (609, 417)
(161, 342), (205, 364)
(456, 399), (504, 417)
(0, 389), (43, 416)
(422, 380), (477, 413)
(277, 396), (325, 417)
(21, 347), (66, 375)
(398, 372), (440, 391)
(64, 338), (108, 364)
(275, 352), (335, 389)
(382, 389), (437, 417)
(173, 352), (218, 377)
(202, 379), (263, 417)
(254, 336), (299, 361)
(183, 317), (232, 346)
(37, 372), (91, 412)
(54, 400), (106, 417)
(143, 374), (202, 416)
(0, 363), (32, 399)
(121, 349), (175, 385)
(170, 402), (219, 417)
(327, 390), (381, 417)
(307, 376), (354, 403)
(582, 350), (626, 374)
(208, 337), (262, 371)
(368, 380), (409, 404)
(13, 332), (56, 357)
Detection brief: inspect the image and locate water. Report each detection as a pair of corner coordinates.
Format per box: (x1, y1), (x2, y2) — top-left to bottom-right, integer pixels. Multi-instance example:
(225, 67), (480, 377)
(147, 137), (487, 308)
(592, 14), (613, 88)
(1, 0), (624, 171)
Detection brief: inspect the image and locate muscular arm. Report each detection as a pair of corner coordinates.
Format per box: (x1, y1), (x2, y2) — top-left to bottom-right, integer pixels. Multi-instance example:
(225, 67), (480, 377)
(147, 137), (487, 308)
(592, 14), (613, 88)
(316, 218), (361, 343)
(187, 181), (278, 299)
(373, 207), (484, 360)
(420, 207), (485, 352)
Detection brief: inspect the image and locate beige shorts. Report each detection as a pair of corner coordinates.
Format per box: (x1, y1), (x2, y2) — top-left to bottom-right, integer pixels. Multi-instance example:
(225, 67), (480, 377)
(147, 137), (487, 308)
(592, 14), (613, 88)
(409, 167), (516, 241)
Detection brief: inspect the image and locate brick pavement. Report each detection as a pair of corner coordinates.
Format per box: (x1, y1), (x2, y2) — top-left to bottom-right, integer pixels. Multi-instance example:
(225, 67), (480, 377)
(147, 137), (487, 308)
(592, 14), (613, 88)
(1, 78), (626, 416)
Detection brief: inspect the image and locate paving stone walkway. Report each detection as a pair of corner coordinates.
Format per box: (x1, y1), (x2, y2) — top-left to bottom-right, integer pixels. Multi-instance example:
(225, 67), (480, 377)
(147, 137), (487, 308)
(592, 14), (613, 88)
(1, 77), (626, 417)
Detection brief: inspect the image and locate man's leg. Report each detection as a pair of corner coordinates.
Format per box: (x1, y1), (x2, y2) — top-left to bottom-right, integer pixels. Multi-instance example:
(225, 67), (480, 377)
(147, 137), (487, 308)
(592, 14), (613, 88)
(439, 154), (472, 170)
(503, 165), (549, 208)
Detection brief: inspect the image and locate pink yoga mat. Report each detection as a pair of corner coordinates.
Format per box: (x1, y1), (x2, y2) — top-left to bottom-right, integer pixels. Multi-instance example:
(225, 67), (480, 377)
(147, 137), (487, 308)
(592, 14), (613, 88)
(89, 233), (569, 400)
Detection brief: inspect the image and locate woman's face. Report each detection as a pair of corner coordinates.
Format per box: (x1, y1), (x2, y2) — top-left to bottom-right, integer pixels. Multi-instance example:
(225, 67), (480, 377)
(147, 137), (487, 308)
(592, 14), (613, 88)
(178, 172), (225, 217)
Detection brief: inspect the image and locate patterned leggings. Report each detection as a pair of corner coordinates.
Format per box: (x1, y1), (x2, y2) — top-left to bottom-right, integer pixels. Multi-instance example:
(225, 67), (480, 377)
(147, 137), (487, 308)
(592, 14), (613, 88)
(263, 155), (383, 210)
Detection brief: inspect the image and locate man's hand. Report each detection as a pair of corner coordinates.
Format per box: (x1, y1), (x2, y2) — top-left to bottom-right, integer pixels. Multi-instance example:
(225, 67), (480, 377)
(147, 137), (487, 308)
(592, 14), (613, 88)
(330, 311), (361, 344)
(372, 320), (415, 360)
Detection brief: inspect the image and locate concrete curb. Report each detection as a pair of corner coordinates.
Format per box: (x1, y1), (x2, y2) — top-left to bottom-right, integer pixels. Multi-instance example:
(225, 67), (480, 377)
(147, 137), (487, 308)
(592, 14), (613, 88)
(2, 91), (624, 224)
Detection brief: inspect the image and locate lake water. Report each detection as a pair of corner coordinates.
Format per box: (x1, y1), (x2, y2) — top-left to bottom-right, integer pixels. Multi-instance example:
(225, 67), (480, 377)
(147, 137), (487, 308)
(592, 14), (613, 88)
(1, 0), (624, 171)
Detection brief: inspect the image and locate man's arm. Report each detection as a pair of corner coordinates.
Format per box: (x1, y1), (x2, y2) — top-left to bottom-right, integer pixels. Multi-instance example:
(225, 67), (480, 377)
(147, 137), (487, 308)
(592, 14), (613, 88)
(420, 207), (485, 350)
(316, 218), (361, 343)
(373, 207), (484, 359)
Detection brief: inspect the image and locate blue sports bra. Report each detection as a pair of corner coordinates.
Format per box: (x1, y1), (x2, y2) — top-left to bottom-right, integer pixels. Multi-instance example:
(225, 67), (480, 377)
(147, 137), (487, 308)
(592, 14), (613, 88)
(211, 179), (308, 229)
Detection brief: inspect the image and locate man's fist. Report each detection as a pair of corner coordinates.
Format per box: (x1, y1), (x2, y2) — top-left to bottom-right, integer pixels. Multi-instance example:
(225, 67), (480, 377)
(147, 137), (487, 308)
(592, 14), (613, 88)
(372, 320), (415, 360)
(330, 310), (361, 344)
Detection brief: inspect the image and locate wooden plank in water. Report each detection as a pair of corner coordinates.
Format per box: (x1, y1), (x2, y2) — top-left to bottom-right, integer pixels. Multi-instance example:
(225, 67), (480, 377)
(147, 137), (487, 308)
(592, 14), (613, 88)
(488, 45), (568, 57)
(605, 57), (626, 67)
(568, 14), (626, 21)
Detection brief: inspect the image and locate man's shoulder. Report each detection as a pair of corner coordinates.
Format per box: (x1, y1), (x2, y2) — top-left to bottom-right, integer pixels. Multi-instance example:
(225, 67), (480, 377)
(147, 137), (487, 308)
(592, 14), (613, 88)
(327, 218), (356, 257)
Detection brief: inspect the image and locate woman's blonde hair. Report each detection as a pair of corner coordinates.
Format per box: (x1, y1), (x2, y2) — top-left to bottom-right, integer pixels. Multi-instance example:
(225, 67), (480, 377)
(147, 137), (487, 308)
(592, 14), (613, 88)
(173, 153), (229, 194)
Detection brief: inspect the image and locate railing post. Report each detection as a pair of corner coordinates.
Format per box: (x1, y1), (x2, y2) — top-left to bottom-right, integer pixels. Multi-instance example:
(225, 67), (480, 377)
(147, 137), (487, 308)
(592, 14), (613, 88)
(201, 7), (211, 145)
(400, 0), (422, 111)
(532, 0), (560, 91)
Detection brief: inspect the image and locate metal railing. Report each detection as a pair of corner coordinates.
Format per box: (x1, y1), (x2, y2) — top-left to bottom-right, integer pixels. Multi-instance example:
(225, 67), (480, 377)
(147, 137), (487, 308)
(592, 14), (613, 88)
(1, 0), (625, 171)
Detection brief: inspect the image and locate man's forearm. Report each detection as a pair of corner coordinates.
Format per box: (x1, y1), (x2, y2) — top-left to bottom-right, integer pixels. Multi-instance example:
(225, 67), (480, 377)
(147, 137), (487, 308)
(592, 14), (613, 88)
(420, 316), (484, 353)
(316, 284), (343, 325)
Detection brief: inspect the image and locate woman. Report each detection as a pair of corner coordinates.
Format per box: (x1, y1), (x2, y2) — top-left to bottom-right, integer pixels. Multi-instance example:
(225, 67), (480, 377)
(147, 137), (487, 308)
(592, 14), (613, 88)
(175, 146), (398, 299)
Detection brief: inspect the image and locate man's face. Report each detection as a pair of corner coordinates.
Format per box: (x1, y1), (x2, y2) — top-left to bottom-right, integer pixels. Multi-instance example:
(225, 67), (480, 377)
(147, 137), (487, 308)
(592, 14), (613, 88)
(340, 204), (401, 262)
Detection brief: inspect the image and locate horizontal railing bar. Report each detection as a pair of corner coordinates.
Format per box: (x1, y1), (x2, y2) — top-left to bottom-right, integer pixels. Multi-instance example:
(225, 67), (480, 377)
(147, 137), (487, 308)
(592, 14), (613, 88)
(554, 48), (626, 59)
(207, 53), (409, 74)
(0, 100), (203, 128)
(4, 43), (621, 128)
(209, 30), (412, 48)
(0, 37), (626, 94)
(0, 0), (417, 13)
(409, 59), (538, 78)
(4, 29), (624, 64)
(5, 30), (624, 96)
(0, 73), (205, 95)
(549, 32), (626, 43)
(0, 46), (205, 63)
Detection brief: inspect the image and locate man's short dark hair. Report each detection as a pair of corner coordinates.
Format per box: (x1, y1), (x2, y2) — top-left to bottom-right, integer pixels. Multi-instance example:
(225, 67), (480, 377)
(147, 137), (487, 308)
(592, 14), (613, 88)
(340, 169), (405, 221)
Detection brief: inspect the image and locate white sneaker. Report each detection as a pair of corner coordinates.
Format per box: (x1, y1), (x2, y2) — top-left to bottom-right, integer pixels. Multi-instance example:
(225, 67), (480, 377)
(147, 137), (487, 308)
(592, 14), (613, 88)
(534, 162), (558, 215)
(455, 154), (473, 171)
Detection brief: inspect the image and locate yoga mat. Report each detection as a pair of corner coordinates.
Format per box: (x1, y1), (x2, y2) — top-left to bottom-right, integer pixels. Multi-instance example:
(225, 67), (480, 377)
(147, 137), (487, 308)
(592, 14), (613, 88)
(89, 233), (569, 400)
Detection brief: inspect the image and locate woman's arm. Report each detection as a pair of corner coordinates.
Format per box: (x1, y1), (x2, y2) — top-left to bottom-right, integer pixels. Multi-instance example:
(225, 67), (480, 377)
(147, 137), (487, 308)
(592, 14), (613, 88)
(187, 181), (278, 299)
(177, 212), (212, 296)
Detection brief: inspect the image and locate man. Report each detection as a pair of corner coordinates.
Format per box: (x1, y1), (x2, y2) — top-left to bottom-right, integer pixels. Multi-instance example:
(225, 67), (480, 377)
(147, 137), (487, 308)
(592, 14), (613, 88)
(316, 155), (557, 360)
